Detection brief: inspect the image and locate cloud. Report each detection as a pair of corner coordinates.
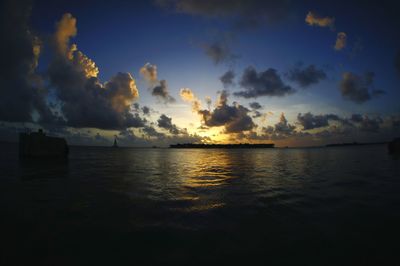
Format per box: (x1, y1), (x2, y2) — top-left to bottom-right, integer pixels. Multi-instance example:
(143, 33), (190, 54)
(205, 96), (212, 110)
(141, 125), (166, 138)
(151, 80), (176, 103)
(139, 63), (176, 103)
(273, 113), (296, 135)
(48, 13), (145, 129)
(305, 11), (335, 29)
(180, 88), (201, 112)
(156, 0), (294, 28)
(0, 0), (56, 124)
(285, 63), (327, 88)
(54, 13), (77, 56)
(220, 70), (235, 88)
(157, 114), (180, 135)
(140, 63), (158, 84)
(198, 91), (255, 133)
(350, 115), (383, 132)
(296, 112), (387, 133)
(297, 112), (342, 130)
(202, 41), (237, 65)
(142, 106), (151, 115)
(262, 113), (296, 139)
(234, 66), (294, 98)
(339, 72), (384, 104)
(249, 102), (262, 110)
(179, 87), (196, 101)
(334, 32), (347, 51)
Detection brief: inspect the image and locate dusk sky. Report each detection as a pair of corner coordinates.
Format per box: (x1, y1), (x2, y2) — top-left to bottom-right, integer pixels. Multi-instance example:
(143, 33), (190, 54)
(1, 0), (399, 147)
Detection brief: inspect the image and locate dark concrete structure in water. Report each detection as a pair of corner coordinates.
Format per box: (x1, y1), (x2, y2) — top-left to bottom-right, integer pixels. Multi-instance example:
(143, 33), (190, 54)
(19, 129), (69, 157)
(170, 143), (275, 149)
(388, 138), (400, 154)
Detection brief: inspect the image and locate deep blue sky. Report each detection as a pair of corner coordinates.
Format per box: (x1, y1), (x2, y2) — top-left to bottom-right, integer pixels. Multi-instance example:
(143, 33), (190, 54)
(30, 0), (400, 113)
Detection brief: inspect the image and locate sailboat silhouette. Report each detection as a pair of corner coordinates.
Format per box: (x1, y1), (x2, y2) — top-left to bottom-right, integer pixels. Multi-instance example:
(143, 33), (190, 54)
(112, 136), (118, 148)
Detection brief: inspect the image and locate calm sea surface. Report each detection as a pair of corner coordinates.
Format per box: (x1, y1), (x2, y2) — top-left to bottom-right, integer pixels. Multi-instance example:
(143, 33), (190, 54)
(1, 143), (399, 265)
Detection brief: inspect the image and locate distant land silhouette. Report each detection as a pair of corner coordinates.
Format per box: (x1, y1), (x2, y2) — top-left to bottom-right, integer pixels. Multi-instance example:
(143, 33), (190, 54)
(325, 141), (387, 147)
(170, 143), (275, 149)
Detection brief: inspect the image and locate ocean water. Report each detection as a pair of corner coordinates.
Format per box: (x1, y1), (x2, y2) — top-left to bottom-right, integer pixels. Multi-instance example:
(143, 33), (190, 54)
(0, 143), (399, 265)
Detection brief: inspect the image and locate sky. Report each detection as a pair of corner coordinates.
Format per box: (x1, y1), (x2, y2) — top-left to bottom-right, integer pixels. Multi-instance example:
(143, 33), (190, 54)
(0, 0), (399, 147)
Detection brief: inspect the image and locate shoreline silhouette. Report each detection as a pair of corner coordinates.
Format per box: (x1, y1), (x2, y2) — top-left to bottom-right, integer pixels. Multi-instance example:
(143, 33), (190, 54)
(169, 143), (275, 149)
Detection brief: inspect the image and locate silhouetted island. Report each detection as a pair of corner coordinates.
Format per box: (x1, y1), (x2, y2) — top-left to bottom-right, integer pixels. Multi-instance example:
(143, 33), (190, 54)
(326, 141), (387, 147)
(19, 129), (69, 157)
(170, 143), (274, 149)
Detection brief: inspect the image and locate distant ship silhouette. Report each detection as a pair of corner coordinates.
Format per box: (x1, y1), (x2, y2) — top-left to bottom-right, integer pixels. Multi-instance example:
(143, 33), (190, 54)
(112, 137), (118, 148)
(19, 129), (69, 157)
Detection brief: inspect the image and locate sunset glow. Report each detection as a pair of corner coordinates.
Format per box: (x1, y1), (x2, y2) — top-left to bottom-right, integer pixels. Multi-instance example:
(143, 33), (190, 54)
(0, 0), (399, 147)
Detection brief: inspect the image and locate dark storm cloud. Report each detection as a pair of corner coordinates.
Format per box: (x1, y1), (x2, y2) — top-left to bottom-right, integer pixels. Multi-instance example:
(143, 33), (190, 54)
(0, 0), (55, 123)
(156, 0), (295, 28)
(234, 66), (294, 98)
(249, 102), (262, 110)
(339, 72), (384, 104)
(286, 63), (327, 88)
(157, 114), (180, 135)
(198, 91), (255, 133)
(151, 80), (176, 103)
(220, 70), (235, 88)
(297, 112), (341, 130)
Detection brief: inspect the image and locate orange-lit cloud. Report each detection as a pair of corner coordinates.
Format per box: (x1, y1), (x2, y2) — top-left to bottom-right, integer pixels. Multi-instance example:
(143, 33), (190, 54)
(54, 14), (99, 78)
(180, 88), (202, 112)
(305, 11), (335, 29)
(140, 63), (158, 84)
(54, 13), (77, 55)
(334, 32), (347, 51)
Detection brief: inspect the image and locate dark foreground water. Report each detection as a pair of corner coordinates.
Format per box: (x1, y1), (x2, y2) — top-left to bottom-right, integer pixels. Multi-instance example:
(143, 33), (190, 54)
(1, 143), (399, 265)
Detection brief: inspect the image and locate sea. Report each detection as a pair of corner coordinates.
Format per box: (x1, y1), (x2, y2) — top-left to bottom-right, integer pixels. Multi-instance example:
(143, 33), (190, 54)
(0, 143), (399, 265)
